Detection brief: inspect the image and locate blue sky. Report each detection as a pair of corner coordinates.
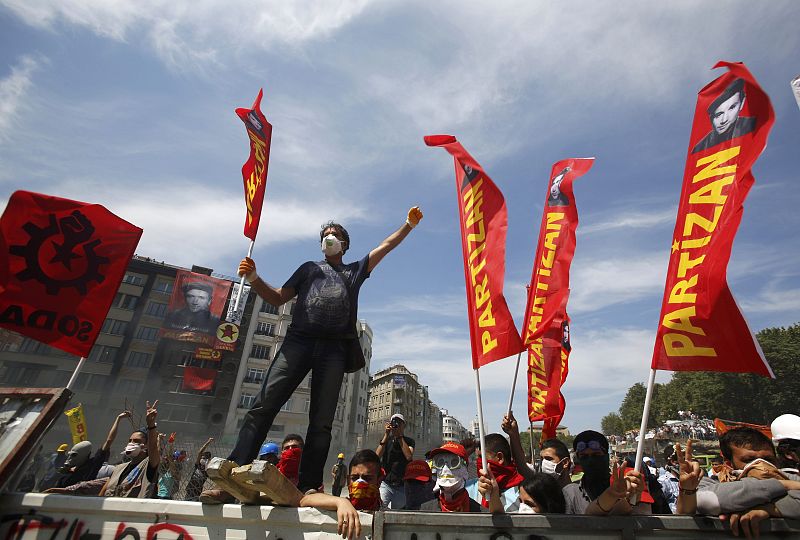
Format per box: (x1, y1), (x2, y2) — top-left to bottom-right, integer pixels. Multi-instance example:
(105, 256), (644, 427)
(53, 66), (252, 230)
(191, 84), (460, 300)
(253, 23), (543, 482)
(1, 1), (799, 438)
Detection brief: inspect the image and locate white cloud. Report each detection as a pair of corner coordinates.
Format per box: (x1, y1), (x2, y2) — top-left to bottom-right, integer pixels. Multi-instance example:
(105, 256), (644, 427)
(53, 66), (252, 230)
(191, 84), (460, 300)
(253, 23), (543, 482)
(581, 208), (677, 235)
(740, 283), (800, 314)
(0, 55), (41, 141)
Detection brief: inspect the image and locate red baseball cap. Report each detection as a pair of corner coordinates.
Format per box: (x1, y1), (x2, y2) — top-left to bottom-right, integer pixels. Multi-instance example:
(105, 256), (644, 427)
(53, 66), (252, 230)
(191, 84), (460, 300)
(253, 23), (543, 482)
(403, 460), (432, 482)
(428, 441), (468, 461)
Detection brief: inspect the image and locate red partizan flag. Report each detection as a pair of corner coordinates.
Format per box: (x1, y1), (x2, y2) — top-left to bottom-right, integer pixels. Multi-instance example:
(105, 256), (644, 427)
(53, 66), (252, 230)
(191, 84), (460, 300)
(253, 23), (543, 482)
(425, 135), (525, 368)
(183, 366), (217, 391)
(524, 158), (593, 435)
(652, 61), (774, 377)
(236, 89), (273, 241)
(0, 191), (142, 357)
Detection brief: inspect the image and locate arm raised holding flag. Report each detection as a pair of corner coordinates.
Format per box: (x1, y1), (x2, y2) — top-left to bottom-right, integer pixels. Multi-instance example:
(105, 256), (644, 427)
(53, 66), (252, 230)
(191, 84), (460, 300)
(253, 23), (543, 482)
(202, 207), (422, 504)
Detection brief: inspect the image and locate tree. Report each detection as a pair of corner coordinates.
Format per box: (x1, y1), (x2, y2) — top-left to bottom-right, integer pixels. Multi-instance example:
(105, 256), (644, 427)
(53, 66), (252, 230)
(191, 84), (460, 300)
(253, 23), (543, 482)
(601, 412), (625, 435)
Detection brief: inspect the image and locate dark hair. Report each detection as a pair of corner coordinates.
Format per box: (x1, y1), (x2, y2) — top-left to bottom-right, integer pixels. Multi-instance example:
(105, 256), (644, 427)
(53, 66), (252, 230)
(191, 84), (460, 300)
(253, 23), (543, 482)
(541, 438), (570, 461)
(282, 434), (305, 448)
(320, 221), (350, 253)
(521, 473), (566, 513)
(133, 429), (148, 443)
(483, 433), (511, 459)
(707, 78), (746, 116)
(719, 427), (774, 461)
(349, 449), (381, 472)
(182, 282), (213, 296)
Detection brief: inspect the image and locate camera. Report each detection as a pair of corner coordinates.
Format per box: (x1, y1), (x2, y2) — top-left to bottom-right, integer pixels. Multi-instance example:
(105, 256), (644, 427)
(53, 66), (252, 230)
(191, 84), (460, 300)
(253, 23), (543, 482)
(390, 418), (400, 428)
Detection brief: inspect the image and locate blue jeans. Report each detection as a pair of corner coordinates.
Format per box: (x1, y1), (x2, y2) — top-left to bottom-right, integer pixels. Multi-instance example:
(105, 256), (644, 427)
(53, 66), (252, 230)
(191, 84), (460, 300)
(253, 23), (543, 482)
(380, 480), (406, 509)
(228, 331), (346, 492)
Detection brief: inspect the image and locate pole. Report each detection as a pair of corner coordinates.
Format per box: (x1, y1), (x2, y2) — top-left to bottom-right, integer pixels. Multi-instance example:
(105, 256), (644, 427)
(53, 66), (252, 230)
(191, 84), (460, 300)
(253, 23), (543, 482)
(232, 240), (255, 313)
(505, 351), (523, 417)
(66, 356), (87, 391)
(631, 368), (658, 503)
(529, 421), (535, 463)
(473, 369), (489, 480)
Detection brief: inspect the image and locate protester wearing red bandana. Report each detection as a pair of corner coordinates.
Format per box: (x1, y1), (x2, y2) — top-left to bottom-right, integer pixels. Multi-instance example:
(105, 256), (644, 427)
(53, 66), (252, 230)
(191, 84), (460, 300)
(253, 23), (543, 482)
(277, 434), (304, 486)
(342, 449), (384, 513)
(466, 433), (525, 511)
(421, 442), (489, 513)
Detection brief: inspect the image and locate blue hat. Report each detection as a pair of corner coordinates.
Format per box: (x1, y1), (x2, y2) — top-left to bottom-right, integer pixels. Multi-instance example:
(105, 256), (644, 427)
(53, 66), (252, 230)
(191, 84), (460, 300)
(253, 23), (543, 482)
(259, 442), (279, 457)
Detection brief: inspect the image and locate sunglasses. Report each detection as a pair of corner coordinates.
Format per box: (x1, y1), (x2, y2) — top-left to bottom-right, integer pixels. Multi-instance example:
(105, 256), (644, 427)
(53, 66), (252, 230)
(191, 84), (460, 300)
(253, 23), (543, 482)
(432, 454), (464, 470)
(575, 440), (605, 453)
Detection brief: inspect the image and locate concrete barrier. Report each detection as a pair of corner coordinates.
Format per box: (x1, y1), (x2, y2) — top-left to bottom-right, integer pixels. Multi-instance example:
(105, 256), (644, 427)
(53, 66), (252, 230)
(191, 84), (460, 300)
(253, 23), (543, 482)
(2, 493), (798, 539)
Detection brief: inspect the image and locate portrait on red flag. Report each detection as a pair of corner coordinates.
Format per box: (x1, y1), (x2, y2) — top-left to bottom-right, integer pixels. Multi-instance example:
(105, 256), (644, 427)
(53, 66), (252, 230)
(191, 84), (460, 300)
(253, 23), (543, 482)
(0, 191), (142, 357)
(691, 78), (757, 154)
(547, 166), (572, 207)
(161, 270), (231, 344)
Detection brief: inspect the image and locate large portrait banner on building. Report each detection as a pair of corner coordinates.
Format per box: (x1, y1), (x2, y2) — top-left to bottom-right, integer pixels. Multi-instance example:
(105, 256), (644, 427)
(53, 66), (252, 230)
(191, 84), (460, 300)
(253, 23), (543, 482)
(161, 270), (231, 345)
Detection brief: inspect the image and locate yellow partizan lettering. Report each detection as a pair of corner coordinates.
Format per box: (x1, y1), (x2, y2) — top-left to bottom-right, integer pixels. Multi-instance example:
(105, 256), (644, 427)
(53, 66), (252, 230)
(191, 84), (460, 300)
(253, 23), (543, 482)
(481, 330), (498, 354)
(468, 242), (486, 264)
(466, 220), (485, 246)
(668, 275), (698, 304)
(663, 333), (717, 357)
(689, 175), (734, 205)
(681, 236), (711, 250)
(475, 275), (490, 309)
(466, 192), (484, 228)
(683, 207), (723, 237)
(478, 301), (496, 328)
(546, 212), (566, 229)
(692, 146), (740, 183)
(462, 178), (484, 208)
(677, 251), (706, 278)
(662, 306), (705, 336)
(469, 257), (486, 286)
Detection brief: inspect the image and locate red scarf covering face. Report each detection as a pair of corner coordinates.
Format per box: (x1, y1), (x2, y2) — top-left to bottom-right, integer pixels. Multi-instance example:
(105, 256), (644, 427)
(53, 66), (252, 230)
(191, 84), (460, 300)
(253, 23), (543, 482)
(349, 480), (381, 511)
(277, 447), (302, 486)
(438, 487), (472, 512)
(476, 457), (524, 490)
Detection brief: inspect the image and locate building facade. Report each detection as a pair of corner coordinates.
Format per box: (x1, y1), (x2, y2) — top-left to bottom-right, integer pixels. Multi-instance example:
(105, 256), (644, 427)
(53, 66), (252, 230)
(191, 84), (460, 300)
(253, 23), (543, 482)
(441, 409), (470, 443)
(366, 364), (444, 455)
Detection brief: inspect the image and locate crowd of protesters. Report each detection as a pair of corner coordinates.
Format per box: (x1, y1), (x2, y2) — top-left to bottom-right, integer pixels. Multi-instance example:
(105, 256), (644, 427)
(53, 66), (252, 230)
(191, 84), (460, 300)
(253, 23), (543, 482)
(608, 412), (717, 447)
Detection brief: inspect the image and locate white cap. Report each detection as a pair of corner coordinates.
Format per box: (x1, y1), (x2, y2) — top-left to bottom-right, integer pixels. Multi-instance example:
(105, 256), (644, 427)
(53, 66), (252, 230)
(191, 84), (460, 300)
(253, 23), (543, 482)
(771, 414), (800, 442)
(643, 457), (652, 463)
(390, 413), (405, 423)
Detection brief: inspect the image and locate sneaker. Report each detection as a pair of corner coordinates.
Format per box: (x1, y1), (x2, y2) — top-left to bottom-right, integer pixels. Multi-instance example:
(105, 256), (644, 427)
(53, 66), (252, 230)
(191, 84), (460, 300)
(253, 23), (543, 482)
(199, 488), (236, 504)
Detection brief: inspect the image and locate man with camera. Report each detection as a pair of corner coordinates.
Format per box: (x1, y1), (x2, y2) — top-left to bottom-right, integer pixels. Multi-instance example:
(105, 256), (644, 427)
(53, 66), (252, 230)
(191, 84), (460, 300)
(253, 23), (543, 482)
(376, 413), (414, 508)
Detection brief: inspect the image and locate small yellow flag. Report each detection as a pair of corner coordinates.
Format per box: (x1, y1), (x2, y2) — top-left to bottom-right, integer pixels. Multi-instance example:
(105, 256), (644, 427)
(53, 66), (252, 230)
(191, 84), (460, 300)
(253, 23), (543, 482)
(65, 403), (88, 444)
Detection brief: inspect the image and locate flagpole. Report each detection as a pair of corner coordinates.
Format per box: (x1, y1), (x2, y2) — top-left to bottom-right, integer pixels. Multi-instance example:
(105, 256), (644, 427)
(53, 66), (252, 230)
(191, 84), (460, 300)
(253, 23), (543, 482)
(473, 368), (489, 481)
(529, 421), (535, 462)
(631, 368), (657, 503)
(232, 240), (255, 313)
(505, 351), (523, 417)
(66, 357), (87, 391)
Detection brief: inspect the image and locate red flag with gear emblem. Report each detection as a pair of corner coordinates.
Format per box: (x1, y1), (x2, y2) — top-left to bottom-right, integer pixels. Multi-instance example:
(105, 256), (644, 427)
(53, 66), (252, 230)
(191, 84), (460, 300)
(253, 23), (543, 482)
(236, 89), (273, 241)
(651, 61), (774, 377)
(0, 191), (142, 357)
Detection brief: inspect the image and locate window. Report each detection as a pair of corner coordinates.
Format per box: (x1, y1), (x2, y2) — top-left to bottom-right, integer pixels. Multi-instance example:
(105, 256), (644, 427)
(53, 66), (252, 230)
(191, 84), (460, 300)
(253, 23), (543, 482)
(259, 302), (279, 315)
(116, 379), (141, 394)
(303, 399), (310, 413)
(280, 399), (293, 412)
(250, 344), (270, 360)
(122, 273), (145, 286)
(152, 279), (174, 293)
(3, 364), (41, 386)
(88, 345), (118, 363)
(255, 322), (275, 336)
(245, 367), (265, 383)
(18, 338), (61, 356)
(101, 318), (128, 335)
(113, 293), (138, 310)
(269, 424), (284, 434)
(135, 326), (159, 341)
(127, 351), (153, 368)
(144, 301), (168, 317)
(239, 393), (256, 409)
(86, 374), (109, 392)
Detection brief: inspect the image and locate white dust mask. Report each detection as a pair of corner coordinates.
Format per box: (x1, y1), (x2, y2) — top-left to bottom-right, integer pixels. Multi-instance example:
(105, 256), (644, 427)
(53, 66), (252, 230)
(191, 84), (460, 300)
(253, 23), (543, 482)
(122, 442), (145, 457)
(540, 457), (565, 477)
(434, 464), (468, 495)
(321, 234), (343, 256)
(518, 501), (537, 513)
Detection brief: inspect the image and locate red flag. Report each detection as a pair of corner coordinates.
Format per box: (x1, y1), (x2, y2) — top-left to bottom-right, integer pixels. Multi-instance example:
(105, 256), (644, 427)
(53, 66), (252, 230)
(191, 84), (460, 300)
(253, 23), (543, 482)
(425, 135), (524, 368)
(236, 89), (273, 241)
(652, 62), (774, 377)
(523, 159), (592, 433)
(183, 366), (217, 391)
(0, 191), (142, 357)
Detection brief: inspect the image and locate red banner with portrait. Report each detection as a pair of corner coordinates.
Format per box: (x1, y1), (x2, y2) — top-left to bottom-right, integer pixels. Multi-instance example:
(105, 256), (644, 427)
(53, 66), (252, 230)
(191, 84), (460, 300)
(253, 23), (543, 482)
(183, 366), (217, 391)
(425, 135), (525, 368)
(236, 88), (273, 241)
(161, 270), (232, 345)
(0, 191), (142, 357)
(523, 158), (593, 433)
(651, 61), (774, 377)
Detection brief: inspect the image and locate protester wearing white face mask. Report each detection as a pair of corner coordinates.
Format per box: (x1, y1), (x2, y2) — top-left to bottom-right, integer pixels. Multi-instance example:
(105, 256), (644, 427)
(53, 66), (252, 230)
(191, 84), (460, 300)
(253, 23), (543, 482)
(100, 400), (160, 499)
(420, 442), (489, 513)
(516, 473), (567, 514)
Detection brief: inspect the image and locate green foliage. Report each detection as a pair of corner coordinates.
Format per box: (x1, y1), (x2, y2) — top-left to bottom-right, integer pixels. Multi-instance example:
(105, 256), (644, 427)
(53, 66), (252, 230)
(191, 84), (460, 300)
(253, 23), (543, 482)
(601, 412), (625, 435)
(609, 323), (799, 429)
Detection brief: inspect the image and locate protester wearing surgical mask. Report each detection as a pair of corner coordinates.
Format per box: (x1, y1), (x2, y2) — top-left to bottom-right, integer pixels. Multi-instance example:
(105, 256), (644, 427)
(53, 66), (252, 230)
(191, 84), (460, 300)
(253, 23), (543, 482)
(185, 437), (215, 502)
(204, 208), (423, 504)
(45, 410), (132, 493)
(517, 473), (566, 514)
(100, 400), (161, 499)
(679, 427), (800, 530)
(421, 442), (487, 513)
(562, 430), (650, 515)
(539, 439), (573, 487)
